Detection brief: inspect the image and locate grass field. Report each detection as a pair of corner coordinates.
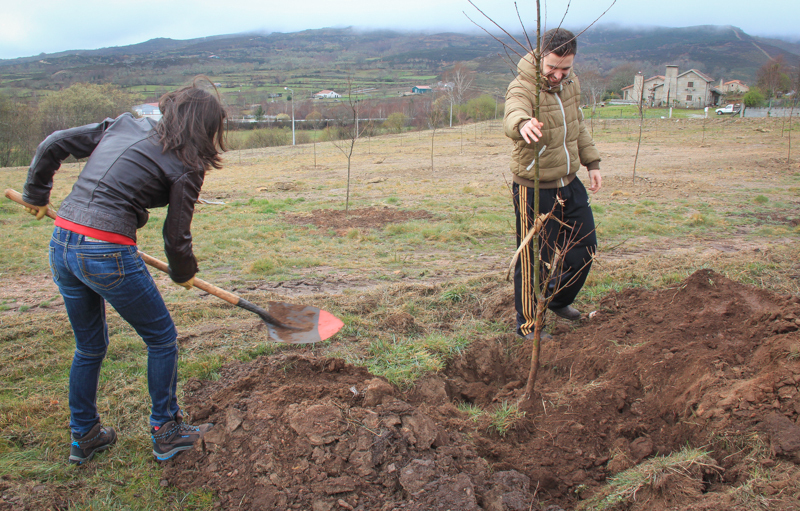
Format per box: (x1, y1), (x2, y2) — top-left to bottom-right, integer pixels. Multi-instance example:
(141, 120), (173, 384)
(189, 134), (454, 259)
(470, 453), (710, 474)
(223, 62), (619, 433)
(0, 114), (798, 509)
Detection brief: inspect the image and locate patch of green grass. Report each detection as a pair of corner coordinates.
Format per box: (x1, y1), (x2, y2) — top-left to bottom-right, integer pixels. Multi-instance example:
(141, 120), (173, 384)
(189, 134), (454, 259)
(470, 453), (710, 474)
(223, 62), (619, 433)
(246, 197), (305, 214)
(658, 272), (686, 286)
(419, 333), (470, 357)
(182, 354), (225, 381)
(754, 195), (769, 204)
(457, 402), (484, 422)
(237, 343), (281, 362)
(440, 286), (468, 303)
(687, 213), (708, 226)
(488, 401), (525, 437)
(365, 336), (448, 388)
(249, 255), (322, 276)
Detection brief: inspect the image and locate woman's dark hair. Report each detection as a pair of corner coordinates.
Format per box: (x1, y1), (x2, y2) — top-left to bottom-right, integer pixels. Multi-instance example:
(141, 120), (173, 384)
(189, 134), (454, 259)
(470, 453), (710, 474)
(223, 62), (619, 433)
(157, 76), (227, 171)
(542, 28), (577, 57)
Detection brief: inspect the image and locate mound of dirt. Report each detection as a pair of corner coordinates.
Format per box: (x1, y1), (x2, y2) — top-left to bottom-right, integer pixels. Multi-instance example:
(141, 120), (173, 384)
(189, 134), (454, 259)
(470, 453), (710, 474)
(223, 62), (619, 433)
(167, 357), (513, 510)
(164, 269), (800, 510)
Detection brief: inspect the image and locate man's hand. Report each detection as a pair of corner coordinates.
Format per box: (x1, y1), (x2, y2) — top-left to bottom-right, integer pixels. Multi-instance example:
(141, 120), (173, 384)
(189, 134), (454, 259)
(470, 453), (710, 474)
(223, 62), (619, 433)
(520, 118), (544, 144)
(587, 169), (602, 193)
(24, 205), (49, 220)
(175, 278), (194, 290)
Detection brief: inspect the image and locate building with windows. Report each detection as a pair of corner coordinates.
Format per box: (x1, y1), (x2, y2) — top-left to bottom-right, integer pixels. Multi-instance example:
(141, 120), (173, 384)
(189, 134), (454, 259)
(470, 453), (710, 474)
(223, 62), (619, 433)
(721, 80), (750, 94)
(622, 66), (726, 108)
(313, 90), (341, 99)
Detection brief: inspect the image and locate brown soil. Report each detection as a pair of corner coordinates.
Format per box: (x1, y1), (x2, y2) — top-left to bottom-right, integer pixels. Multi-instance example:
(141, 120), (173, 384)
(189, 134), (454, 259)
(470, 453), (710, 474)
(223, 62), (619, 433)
(283, 207), (435, 234)
(164, 269), (800, 510)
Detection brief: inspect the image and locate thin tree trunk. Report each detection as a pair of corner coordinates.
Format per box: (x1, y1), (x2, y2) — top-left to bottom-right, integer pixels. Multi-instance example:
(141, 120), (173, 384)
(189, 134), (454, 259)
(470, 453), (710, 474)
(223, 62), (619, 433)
(430, 129), (436, 171)
(524, 0), (544, 399)
(523, 301), (547, 398)
(789, 102), (795, 167)
(702, 113), (707, 144)
(633, 83), (645, 185)
(346, 156), (351, 212)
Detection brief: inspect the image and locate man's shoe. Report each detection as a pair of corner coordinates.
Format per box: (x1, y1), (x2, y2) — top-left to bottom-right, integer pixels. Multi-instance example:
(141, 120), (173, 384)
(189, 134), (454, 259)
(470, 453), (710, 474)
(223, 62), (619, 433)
(152, 418), (212, 461)
(69, 422), (116, 465)
(549, 305), (582, 321)
(523, 331), (553, 341)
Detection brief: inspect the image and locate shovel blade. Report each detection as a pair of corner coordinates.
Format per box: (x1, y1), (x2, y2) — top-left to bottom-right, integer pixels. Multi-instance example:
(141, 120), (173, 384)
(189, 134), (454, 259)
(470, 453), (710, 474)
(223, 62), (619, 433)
(264, 302), (344, 344)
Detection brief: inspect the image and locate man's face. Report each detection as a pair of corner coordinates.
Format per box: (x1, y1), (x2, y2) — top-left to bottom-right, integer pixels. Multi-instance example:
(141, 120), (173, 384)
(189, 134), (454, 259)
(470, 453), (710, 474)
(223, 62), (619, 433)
(541, 52), (575, 87)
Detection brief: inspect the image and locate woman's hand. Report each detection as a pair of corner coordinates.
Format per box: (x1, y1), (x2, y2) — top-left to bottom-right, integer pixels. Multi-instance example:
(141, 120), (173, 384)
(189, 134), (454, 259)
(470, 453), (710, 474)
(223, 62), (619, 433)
(24, 205), (49, 220)
(175, 277), (194, 290)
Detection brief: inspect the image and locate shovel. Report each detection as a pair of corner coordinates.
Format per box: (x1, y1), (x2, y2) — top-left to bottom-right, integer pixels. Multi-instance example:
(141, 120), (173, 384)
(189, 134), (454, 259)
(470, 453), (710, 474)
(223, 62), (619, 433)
(5, 188), (344, 344)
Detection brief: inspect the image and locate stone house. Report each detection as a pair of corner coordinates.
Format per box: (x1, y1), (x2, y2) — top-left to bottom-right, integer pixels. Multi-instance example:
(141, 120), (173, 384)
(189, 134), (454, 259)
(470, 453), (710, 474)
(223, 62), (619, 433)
(721, 79), (750, 94)
(622, 66), (724, 108)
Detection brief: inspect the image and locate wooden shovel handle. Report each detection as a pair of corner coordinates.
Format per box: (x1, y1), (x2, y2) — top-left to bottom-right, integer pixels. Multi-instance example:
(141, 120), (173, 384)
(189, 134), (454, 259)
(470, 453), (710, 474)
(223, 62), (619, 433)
(4, 189), (57, 220)
(4, 188), (239, 306)
(135, 251), (240, 306)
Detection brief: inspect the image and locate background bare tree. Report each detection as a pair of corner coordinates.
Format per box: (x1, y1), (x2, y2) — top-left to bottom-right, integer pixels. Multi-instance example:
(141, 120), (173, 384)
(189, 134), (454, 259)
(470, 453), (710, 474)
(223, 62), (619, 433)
(789, 66), (800, 166)
(578, 67), (606, 137)
(38, 83), (133, 137)
(425, 96), (448, 171)
(0, 95), (37, 168)
(305, 110), (324, 169)
(328, 78), (365, 212)
(632, 72), (646, 184)
(443, 63), (475, 153)
(756, 56), (791, 102)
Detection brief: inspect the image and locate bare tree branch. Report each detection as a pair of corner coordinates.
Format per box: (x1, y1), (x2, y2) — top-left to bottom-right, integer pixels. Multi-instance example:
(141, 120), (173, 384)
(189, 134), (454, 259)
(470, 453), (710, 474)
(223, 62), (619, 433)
(514, 2), (533, 54)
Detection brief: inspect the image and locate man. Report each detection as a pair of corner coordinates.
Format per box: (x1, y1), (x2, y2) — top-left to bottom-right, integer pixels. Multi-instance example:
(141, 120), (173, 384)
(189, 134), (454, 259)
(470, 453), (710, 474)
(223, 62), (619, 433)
(503, 28), (602, 339)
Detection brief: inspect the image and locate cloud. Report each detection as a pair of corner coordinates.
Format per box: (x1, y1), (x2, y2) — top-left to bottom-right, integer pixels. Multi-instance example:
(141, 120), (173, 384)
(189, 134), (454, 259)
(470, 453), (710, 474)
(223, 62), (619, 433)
(1, 0), (798, 60)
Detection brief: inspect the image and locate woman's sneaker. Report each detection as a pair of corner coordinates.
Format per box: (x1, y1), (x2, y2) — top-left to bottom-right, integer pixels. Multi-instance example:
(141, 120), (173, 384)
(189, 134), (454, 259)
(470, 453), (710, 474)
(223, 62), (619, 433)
(69, 423), (117, 465)
(151, 418), (212, 461)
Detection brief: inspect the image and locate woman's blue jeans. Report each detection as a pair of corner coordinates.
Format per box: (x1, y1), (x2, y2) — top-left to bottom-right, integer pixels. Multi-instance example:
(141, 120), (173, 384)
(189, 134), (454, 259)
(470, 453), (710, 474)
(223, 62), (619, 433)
(49, 227), (180, 436)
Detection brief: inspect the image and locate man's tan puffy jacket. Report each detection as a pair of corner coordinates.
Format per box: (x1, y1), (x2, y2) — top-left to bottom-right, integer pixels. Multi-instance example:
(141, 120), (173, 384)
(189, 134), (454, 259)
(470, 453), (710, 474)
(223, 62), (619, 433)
(504, 52), (600, 186)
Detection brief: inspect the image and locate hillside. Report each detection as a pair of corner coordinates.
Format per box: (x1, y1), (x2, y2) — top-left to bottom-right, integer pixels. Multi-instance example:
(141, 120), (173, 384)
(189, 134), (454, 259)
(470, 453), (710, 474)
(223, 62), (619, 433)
(0, 25), (798, 103)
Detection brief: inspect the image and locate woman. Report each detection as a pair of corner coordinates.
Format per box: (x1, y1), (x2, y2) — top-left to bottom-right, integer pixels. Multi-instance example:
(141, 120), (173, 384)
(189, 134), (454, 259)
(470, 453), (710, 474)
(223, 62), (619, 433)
(22, 77), (226, 464)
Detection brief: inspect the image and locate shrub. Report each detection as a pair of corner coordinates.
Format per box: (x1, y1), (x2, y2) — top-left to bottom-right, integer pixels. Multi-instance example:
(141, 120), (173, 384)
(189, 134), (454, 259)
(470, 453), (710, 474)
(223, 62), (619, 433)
(743, 89), (765, 108)
(247, 128), (290, 148)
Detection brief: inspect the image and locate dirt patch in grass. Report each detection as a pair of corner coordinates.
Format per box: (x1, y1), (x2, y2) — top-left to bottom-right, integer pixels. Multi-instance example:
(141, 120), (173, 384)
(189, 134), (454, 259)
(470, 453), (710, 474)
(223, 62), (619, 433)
(282, 207), (435, 233)
(163, 269), (800, 510)
(746, 212), (800, 227)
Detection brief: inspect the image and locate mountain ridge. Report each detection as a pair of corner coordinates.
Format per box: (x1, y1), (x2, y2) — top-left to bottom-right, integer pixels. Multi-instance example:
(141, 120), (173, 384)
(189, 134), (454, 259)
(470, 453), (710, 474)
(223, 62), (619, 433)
(1, 24), (797, 96)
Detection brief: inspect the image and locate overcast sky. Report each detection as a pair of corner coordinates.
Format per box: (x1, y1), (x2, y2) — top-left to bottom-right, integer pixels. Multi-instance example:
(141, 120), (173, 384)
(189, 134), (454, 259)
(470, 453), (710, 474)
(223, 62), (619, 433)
(1, 0), (798, 60)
